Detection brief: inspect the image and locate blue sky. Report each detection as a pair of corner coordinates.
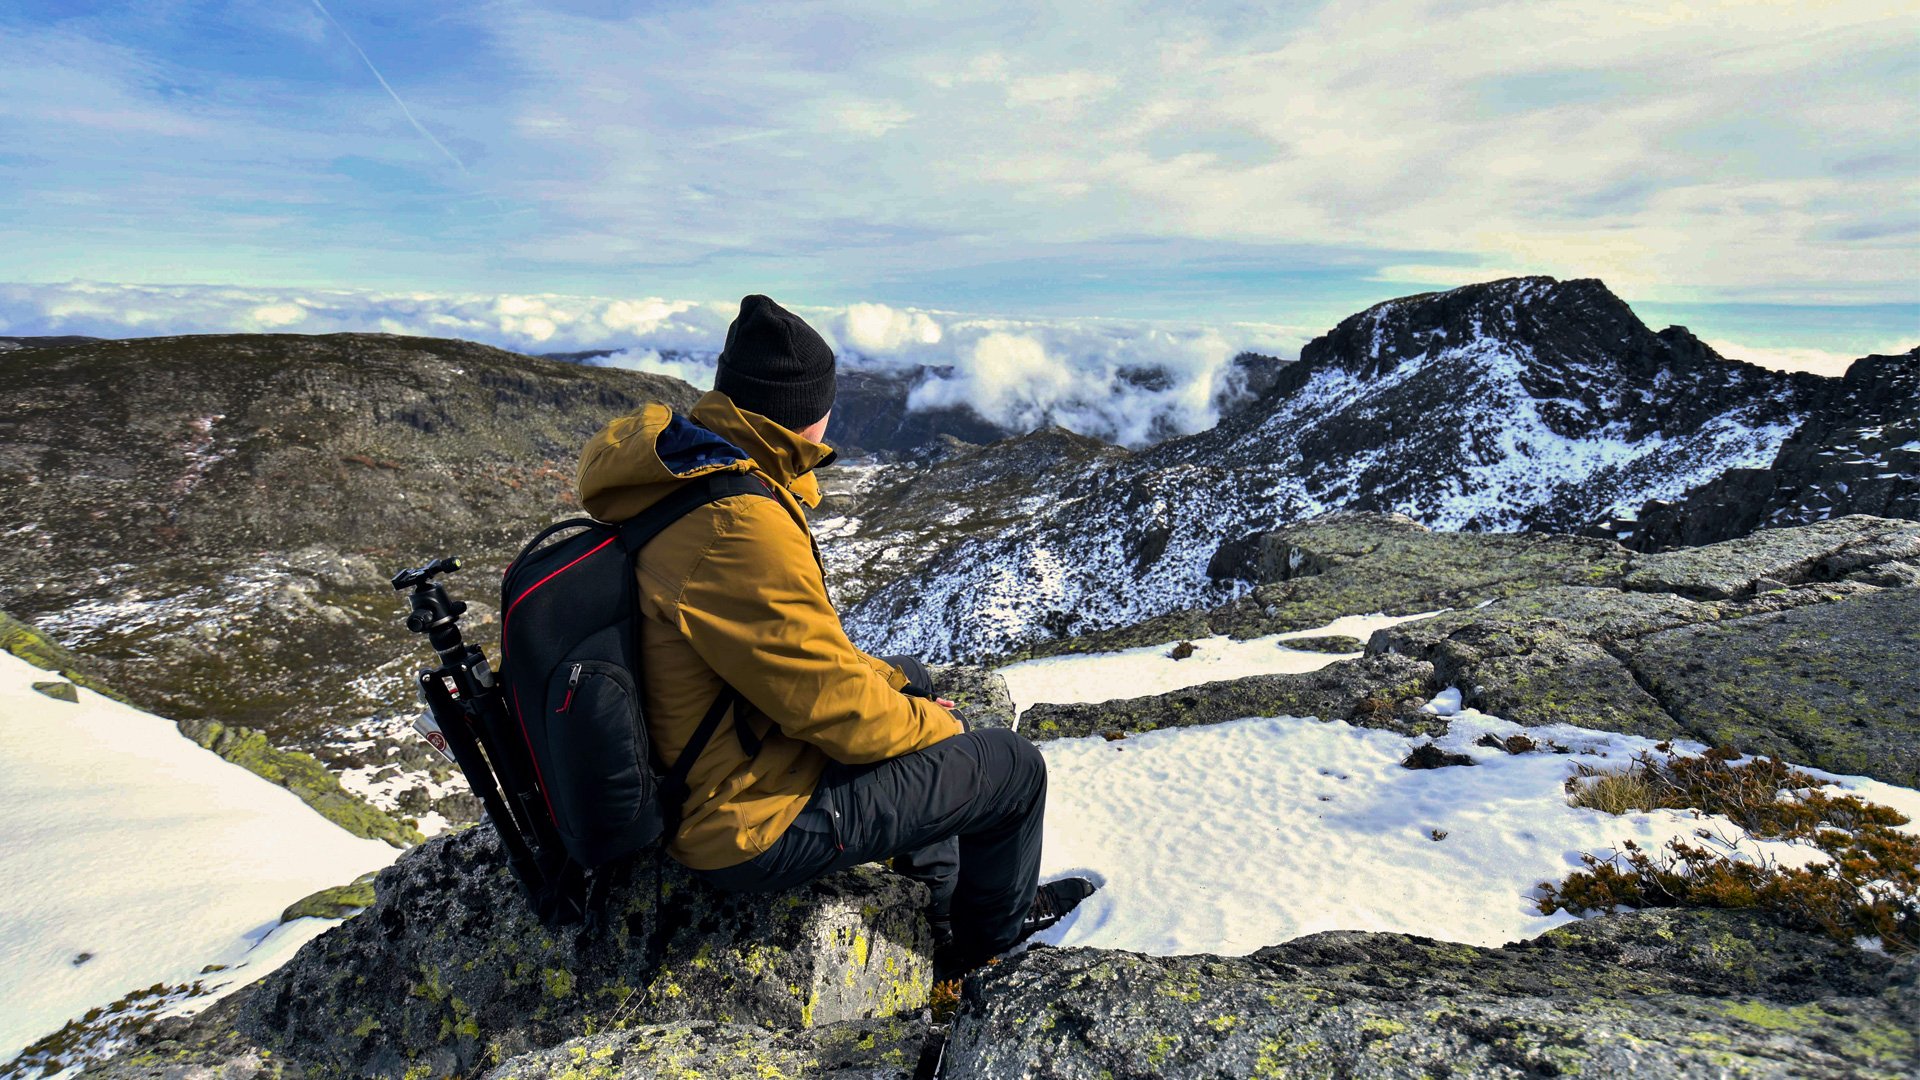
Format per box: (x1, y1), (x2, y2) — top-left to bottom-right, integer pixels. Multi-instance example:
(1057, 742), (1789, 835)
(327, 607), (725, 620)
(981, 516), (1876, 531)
(1, 0), (1915, 360)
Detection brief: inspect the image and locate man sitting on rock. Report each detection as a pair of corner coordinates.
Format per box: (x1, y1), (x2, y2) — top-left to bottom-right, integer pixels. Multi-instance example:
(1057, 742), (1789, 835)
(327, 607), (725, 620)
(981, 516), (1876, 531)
(576, 294), (1095, 980)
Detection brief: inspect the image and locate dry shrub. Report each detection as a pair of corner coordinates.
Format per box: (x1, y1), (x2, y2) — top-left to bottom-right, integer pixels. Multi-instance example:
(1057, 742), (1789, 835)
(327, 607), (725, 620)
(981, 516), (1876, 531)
(1569, 771), (1658, 815)
(1543, 746), (1919, 953)
(929, 979), (962, 1023)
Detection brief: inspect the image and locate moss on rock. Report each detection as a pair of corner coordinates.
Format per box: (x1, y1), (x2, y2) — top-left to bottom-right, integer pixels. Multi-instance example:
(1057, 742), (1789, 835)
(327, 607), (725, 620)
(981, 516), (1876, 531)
(0, 608), (131, 704)
(281, 873), (378, 923)
(176, 717), (421, 848)
(231, 824), (934, 1079)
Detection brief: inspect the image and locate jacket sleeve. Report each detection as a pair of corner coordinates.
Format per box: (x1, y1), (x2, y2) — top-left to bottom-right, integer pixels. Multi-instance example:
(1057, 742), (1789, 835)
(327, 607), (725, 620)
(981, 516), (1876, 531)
(855, 649), (911, 692)
(671, 496), (962, 763)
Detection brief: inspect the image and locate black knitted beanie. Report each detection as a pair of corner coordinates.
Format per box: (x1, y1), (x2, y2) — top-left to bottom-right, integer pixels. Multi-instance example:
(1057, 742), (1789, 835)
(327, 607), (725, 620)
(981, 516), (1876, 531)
(712, 294), (836, 431)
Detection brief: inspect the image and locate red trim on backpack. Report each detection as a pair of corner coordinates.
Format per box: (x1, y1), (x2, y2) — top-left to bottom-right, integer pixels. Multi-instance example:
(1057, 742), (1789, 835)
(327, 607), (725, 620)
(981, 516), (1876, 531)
(506, 534), (619, 620)
(500, 532), (618, 829)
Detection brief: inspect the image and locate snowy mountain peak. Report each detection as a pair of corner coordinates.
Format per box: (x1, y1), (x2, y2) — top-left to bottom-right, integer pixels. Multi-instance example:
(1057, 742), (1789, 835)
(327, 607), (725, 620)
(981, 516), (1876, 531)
(841, 281), (1826, 662)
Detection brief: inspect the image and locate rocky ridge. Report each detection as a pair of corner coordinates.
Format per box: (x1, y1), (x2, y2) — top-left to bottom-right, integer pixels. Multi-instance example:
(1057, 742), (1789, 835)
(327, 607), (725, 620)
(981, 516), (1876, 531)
(1622, 347), (1920, 549)
(1, 333), (700, 829)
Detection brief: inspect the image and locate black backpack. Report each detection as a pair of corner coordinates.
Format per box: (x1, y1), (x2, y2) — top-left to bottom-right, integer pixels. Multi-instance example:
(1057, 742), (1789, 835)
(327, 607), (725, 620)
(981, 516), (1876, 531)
(479, 472), (774, 924)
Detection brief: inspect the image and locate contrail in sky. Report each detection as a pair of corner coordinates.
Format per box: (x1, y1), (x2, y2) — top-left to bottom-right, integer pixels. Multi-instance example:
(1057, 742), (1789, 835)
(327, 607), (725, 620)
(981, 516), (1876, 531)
(308, 0), (472, 176)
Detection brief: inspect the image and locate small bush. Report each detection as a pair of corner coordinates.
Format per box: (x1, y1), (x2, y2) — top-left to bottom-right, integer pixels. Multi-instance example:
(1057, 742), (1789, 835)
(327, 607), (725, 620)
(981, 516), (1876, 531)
(929, 979), (962, 1023)
(1568, 771), (1658, 815)
(1543, 746), (1919, 953)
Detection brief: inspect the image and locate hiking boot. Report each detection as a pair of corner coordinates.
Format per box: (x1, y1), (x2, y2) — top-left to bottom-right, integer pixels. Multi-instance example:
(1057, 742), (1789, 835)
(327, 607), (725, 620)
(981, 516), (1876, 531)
(931, 877), (1098, 983)
(1017, 877), (1097, 943)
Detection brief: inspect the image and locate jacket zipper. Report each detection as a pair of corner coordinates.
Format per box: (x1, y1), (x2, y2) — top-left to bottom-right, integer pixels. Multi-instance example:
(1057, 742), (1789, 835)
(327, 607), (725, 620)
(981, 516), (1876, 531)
(557, 663), (581, 713)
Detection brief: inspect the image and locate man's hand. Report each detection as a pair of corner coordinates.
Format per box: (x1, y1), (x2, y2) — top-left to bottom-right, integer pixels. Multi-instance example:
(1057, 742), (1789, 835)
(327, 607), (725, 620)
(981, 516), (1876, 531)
(935, 697), (956, 709)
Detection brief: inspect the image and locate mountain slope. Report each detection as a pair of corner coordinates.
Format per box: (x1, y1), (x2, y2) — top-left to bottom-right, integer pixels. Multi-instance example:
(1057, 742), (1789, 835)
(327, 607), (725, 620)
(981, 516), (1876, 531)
(0, 333), (696, 815)
(837, 278), (1821, 661)
(1624, 347), (1919, 548)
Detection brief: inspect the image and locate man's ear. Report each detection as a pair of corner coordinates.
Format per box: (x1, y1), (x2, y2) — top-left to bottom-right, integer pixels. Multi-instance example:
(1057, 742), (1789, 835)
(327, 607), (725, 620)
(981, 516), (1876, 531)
(796, 410), (831, 443)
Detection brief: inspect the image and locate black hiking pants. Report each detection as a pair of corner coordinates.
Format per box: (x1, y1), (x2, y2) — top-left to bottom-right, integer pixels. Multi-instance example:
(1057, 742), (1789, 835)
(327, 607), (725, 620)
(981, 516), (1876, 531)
(698, 665), (1048, 960)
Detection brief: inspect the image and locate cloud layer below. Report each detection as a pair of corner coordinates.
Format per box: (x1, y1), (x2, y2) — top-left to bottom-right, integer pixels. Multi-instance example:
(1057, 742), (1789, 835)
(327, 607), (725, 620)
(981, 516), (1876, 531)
(0, 281), (1308, 446)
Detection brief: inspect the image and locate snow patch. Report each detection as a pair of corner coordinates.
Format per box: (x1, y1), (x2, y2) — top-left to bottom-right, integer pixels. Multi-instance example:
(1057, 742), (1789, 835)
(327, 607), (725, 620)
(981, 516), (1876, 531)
(0, 651), (399, 1063)
(1030, 709), (1916, 957)
(997, 611), (1441, 715)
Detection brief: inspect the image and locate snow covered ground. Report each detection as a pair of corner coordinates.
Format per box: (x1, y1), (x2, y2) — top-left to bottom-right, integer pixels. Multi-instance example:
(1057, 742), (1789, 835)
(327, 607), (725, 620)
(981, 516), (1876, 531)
(0, 651), (401, 1064)
(1004, 640), (1920, 958)
(996, 612), (1441, 715)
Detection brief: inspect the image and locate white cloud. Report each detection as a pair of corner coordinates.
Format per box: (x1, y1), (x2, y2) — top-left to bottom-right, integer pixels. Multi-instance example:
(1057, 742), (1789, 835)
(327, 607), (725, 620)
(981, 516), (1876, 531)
(1, 1), (1912, 331)
(1704, 338), (1912, 379)
(250, 303), (309, 328)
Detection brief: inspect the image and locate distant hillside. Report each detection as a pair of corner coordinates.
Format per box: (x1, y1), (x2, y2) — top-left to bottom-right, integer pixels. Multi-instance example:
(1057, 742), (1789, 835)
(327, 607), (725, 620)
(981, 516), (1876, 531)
(0, 334), (103, 351)
(0, 333), (695, 823)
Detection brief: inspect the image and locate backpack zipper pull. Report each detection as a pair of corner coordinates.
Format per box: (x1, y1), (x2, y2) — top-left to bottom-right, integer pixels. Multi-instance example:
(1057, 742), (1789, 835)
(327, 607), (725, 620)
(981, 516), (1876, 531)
(558, 663), (581, 713)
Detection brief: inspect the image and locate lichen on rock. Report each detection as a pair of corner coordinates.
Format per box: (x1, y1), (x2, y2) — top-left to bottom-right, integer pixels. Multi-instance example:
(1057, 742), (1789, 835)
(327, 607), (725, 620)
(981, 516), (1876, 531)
(942, 910), (1920, 1079)
(230, 824), (935, 1079)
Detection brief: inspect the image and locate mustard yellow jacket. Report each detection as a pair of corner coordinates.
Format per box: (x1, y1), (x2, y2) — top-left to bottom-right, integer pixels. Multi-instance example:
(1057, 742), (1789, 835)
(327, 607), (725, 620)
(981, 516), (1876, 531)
(576, 391), (962, 870)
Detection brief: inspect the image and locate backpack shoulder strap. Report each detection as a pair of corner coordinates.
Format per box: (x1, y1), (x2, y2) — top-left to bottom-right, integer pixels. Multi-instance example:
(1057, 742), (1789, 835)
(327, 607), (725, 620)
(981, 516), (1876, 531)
(618, 471), (777, 813)
(511, 517), (604, 566)
(617, 472), (776, 553)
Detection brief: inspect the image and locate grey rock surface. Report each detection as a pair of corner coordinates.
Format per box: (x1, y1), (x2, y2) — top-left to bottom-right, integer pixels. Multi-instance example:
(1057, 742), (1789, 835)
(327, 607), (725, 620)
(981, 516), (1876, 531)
(1018, 653), (1438, 741)
(944, 910), (1920, 1079)
(233, 824), (934, 1078)
(1013, 515), (1920, 789)
(1621, 515), (1920, 599)
(1625, 584), (1920, 784)
(926, 664), (1017, 730)
(479, 1016), (925, 1079)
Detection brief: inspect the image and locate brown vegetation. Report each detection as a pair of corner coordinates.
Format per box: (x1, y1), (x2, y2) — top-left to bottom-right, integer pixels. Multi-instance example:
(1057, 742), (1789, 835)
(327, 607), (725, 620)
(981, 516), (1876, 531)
(1545, 747), (1918, 952)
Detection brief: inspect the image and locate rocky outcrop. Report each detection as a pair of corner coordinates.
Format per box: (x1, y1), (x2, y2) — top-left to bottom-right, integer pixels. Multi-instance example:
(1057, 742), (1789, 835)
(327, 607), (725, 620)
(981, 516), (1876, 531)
(220, 825), (933, 1078)
(1012, 513), (1920, 787)
(1623, 347), (1919, 549)
(1623, 585), (1920, 784)
(1020, 654), (1437, 741)
(480, 1016), (926, 1079)
(1620, 513), (1920, 599)
(927, 663), (1018, 729)
(944, 910), (1920, 1079)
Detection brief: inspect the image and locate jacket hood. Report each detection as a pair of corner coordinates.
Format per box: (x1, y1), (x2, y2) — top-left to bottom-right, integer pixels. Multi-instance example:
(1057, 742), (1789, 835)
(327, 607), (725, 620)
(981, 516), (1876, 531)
(578, 391), (833, 522)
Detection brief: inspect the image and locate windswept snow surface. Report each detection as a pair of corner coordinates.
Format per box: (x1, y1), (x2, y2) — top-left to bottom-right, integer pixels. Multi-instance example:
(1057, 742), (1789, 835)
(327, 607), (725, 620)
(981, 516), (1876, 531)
(1027, 709), (1920, 957)
(0, 651), (399, 1062)
(1003, 642), (1920, 958)
(997, 612), (1441, 715)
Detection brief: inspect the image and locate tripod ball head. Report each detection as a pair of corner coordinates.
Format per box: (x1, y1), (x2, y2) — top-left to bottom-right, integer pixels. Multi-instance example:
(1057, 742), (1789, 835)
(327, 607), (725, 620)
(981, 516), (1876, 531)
(392, 556), (463, 591)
